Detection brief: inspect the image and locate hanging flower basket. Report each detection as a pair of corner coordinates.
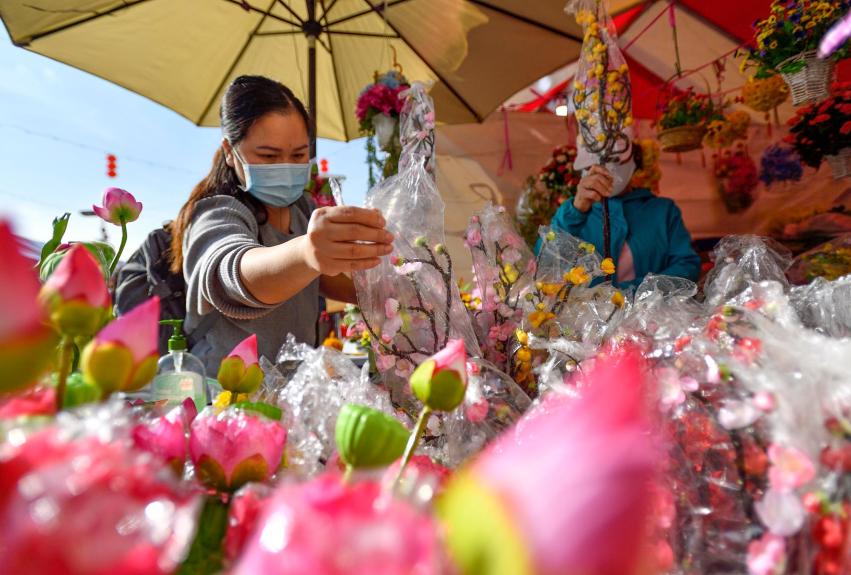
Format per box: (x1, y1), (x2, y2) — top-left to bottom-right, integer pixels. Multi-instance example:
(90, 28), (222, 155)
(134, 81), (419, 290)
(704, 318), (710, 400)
(778, 51), (835, 106)
(658, 125), (706, 153)
(826, 148), (851, 179)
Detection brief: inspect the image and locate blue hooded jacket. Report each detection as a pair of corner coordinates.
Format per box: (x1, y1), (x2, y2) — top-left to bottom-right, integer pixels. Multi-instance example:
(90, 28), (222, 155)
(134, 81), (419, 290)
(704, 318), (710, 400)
(538, 188), (701, 289)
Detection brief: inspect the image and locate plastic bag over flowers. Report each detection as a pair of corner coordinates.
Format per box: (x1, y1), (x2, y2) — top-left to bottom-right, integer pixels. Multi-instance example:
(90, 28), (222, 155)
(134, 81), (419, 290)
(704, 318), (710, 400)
(353, 83), (480, 406)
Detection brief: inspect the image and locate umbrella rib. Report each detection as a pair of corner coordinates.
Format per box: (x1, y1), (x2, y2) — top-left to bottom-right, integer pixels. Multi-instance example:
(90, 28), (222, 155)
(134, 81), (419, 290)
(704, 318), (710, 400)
(358, 0), (483, 122)
(320, 0), (341, 24)
(222, 0), (305, 29)
(12, 0), (153, 45)
(326, 30), (399, 39)
(197, 0), (277, 125)
(466, 0), (583, 42)
(275, 0), (306, 24)
(325, 0), (413, 27)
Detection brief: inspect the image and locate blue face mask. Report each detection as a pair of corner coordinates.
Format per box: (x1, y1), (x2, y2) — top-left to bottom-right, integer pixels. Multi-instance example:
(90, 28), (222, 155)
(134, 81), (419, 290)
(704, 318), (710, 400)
(232, 146), (311, 207)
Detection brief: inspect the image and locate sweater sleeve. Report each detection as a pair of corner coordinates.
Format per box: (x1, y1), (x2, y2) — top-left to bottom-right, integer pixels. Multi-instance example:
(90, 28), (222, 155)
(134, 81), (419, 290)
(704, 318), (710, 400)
(183, 196), (276, 320)
(657, 201), (701, 282)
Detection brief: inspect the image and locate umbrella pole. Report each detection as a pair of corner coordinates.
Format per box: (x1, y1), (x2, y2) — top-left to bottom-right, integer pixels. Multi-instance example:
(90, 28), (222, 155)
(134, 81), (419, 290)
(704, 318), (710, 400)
(307, 0), (318, 158)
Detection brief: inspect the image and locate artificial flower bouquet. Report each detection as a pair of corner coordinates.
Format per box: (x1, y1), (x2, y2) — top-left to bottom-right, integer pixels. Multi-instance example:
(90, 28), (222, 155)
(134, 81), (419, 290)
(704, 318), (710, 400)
(744, 0), (851, 104)
(760, 143), (804, 187)
(704, 109), (751, 150)
(356, 70), (410, 185)
(656, 88), (718, 152)
(304, 163), (337, 208)
(714, 145), (760, 214)
(785, 82), (851, 177)
(787, 233), (851, 283)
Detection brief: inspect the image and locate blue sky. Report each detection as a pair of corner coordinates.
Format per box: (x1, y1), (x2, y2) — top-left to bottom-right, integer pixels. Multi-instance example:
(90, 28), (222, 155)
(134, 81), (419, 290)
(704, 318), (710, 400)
(0, 27), (371, 254)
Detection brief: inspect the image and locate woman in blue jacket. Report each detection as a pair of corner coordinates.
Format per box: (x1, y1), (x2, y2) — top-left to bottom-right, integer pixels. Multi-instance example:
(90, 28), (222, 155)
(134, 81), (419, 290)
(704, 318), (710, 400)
(546, 148), (701, 289)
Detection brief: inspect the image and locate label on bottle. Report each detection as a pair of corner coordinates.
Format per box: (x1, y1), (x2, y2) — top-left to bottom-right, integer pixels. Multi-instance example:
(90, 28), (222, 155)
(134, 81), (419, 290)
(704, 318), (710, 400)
(152, 372), (206, 411)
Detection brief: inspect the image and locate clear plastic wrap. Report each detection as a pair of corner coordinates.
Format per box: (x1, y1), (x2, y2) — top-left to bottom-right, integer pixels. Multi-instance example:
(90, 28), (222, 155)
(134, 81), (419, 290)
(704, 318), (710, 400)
(465, 204), (536, 372)
(790, 275), (851, 338)
(567, 0), (634, 173)
(703, 235), (792, 307)
(0, 401), (199, 574)
(353, 83), (479, 408)
(274, 346), (400, 479)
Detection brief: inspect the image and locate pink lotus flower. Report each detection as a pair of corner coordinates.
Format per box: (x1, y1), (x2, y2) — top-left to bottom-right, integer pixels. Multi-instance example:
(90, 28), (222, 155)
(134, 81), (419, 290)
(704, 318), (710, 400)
(225, 483), (273, 562)
(232, 474), (444, 574)
(440, 349), (656, 575)
(0, 386), (56, 419)
(39, 243), (111, 337)
(0, 427), (198, 575)
(132, 399), (197, 475)
(217, 334), (264, 394)
(410, 338), (468, 412)
(81, 297), (160, 395)
(93, 187), (143, 226)
(0, 221), (56, 393)
(767, 444), (815, 492)
(747, 532), (786, 575)
(189, 407), (287, 492)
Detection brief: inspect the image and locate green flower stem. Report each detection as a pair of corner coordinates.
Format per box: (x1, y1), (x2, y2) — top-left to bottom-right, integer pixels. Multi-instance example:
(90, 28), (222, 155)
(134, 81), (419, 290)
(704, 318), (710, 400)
(55, 337), (74, 411)
(177, 496), (231, 575)
(343, 465), (354, 484)
(108, 218), (128, 276)
(395, 406), (432, 487)
(230, 391), (239, 406)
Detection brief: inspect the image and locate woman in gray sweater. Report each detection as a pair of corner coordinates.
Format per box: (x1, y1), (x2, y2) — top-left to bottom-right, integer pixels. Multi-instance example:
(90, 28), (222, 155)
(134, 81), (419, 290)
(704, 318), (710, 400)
(169, 76), (392, 373)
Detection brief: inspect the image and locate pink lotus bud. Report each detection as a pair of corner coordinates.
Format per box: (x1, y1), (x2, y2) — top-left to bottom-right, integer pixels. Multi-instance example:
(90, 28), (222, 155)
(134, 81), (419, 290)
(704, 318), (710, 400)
(39, 244), (111, 337)
(92, 187), (143, 226)
(81, 297), (160, 395)
(189, 407), (287, 492)
(0, 221), (57, 392)
(218, 334), (264, 394)
(410, 339), (468, 412)
(439, 350), (656, 575)
(132, 400), (196, 475)
(232, 475), (444, 574)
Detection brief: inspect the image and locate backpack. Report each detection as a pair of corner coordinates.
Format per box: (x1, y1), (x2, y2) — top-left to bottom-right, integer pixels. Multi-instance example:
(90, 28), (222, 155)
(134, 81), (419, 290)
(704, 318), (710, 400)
(114, 224), (191, 355)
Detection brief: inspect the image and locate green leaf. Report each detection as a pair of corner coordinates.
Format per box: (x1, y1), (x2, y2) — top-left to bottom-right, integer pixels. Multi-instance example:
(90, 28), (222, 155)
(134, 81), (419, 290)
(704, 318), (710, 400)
(38, 212), (70, 271)
(233, 401), (282, 421)
(39, 241), (116, 282)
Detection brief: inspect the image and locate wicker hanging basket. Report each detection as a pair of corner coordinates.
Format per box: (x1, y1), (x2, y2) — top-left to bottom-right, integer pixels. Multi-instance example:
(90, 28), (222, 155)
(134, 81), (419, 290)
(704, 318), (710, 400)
(657, 125), (706, 153)
(778, 50), (835, 106)
(826, 148), (851, 180)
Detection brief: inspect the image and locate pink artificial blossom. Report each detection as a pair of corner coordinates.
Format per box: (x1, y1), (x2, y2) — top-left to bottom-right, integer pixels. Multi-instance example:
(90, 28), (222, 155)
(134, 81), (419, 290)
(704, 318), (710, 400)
(0, 386), (56, 419)
(0, 220), (47, 342)
(384, 455), (451, 491)
(456, 349), (656, 575)
(747, 532), (786, 575)
(767, 444), (816, 492)
(132, 399), (196, 473)
(40, 243), (110, 309)
(501, 248), (522, 265)
(227, 333), (260, 366)
(382, 299), (403, 342)
(395, 261), (423, 275)
(93, 297), (159, 364)
(465, 398), (489, 423)
(92, 187), (143, 226)
(232, 475), (444, 574)
(189, 408), (287, 492)
(465, 228), (482, 247)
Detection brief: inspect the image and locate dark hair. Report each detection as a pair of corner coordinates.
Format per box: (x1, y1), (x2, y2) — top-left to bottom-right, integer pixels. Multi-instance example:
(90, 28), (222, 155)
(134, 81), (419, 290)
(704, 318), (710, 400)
(169, 75), (311, 273)
(631, 141), (645, 171)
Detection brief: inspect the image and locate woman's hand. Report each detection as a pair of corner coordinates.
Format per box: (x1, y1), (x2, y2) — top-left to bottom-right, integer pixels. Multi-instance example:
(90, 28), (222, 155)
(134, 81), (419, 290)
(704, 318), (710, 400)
(301, 206), (394, 275)
(573, 165), (613, 213)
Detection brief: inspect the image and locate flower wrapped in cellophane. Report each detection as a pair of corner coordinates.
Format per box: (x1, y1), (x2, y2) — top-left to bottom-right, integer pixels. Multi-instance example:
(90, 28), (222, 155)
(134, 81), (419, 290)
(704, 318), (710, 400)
(568, 0), (634, 185)
(353, 83), (479, 409)
(464, 204), (536, 373)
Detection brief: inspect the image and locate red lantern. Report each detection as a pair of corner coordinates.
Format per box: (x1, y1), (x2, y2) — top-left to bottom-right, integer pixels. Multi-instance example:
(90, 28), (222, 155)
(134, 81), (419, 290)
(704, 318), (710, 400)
(319, 158), (329, 173)
(106, 154), (117, 178)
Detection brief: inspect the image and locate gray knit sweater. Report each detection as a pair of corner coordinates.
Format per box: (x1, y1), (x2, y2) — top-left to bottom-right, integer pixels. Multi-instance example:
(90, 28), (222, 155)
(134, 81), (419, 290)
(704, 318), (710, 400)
(182, 195), (319, 374)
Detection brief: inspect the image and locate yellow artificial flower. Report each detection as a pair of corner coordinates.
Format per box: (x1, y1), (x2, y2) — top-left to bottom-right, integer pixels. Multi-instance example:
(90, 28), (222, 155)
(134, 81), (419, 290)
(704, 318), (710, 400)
(515, 346), (532, 363)
(539, 282), (564, 296)
(575, 91), (586, 104)
(213, 390), (250, 409)
(514, 328), (528, 346)
(595, 133), (606, 142)
(806, 20), (817, 29)
(528, 310), (555, 329)
(601, 258), (616, 275)
(611, 291), (625, 308)
(502, 264), (519, 283)
(545, 230), (556, 242)
(595, 64), (605, 77)
(624, 116), (634, 127)
(565, 266), (591, 285)
(579, 241), (596, 254)
(574, 80), (585, 91)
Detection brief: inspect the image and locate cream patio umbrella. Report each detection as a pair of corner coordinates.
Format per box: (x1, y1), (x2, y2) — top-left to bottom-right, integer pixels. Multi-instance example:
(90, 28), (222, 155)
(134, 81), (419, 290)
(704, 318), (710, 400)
(0, 0), (638, 154)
